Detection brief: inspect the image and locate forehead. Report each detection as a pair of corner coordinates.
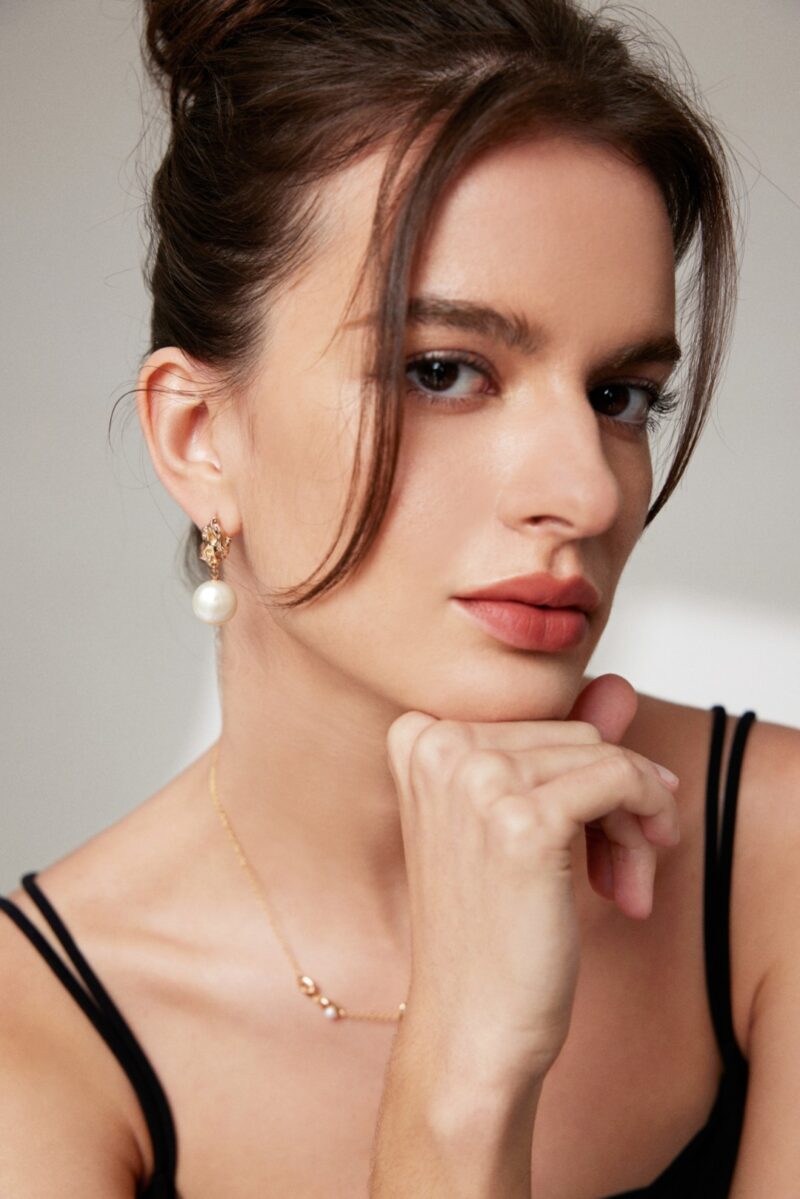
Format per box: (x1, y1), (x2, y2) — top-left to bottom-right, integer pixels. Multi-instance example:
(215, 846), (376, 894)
(412, 133), (675, 327)
(278, 131), (675, 359)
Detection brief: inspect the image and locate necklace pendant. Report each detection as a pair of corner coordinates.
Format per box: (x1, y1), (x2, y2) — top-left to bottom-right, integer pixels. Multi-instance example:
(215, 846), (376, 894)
(298, 975), (342, 1019)
(298, 974), (319, 996)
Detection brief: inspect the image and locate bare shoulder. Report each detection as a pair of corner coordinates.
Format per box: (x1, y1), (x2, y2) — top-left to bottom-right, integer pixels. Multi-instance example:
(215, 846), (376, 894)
(0, 750), (212, 1190)
(625, 687), (800, 1058)
(628, 687), (800, 880)
(0, 900), (143, 1192)
(716, 706), (800, 1032)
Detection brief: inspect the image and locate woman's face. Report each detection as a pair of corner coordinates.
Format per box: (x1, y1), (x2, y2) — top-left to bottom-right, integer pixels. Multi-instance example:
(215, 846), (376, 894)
(217, 133), (678, 721)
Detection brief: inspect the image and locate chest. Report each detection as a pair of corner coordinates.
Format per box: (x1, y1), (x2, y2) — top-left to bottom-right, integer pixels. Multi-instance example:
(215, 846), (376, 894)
(141, 835), (725, 1199)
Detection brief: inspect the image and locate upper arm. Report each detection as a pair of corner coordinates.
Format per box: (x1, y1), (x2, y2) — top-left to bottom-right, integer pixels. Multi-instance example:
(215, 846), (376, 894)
(0, 915), (142, 1197)
(727, 718), (800, 1196)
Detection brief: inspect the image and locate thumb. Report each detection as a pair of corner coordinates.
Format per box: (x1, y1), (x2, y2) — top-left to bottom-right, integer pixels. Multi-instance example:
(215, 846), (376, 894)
(566, 672), (638, 745)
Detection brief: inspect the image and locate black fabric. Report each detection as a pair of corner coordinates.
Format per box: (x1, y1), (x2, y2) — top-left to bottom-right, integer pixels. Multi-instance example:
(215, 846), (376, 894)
(0, 703), (756, 1198)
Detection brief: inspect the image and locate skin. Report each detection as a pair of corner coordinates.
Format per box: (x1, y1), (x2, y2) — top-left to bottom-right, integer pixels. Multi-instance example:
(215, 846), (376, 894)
(138, 132), (675, 949)
(0, 132), (781, 1197)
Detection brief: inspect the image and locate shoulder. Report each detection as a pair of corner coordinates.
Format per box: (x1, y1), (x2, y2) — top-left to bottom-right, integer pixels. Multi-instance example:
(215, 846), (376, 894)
(723, 717), (800, 1193)
(0, 753), (211, 1189)
(723, 711), (800, 1039)
(0, 895), (144, 1191)
(624, 686), (800, 1058)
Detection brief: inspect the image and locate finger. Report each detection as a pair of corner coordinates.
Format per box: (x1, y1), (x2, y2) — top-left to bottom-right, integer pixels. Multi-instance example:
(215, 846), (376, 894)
(610, 837), (657, 919)
(600, 804), (659, 913)
(476, 756), (670, 918)
(451, 746), (679, 849)
(455, 718), (604, 751)
(566, 672), (639, 745)
(386, 713), (604, 790)
(521, 754), (676, 845)
(585, 824), (615, 900)
(503, 743), (680, 824)
(386, 710), (439, 791)
(585, 820), (657, 917)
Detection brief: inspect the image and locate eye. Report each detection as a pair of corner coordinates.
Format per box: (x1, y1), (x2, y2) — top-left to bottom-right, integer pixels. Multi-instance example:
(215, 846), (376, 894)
(404, 353), (680, 434)
(405, 351), (494, 406)
(589, 381), (680, 434)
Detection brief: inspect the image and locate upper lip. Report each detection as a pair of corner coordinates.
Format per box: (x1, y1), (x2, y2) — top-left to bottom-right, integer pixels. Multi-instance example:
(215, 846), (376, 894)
(456, 572), (601, 613)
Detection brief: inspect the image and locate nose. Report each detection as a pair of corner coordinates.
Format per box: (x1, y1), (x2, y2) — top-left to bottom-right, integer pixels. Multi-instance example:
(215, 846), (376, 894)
(496, 385), (624, 540)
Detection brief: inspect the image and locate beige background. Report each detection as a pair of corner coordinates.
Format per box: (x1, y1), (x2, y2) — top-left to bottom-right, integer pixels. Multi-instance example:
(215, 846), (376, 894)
(1, 1), (798, 892)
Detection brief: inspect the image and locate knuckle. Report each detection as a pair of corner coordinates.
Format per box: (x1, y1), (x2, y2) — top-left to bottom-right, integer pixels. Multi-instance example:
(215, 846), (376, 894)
(454, 749), (516, 806)
(597, 751), (639, 788)
(484, 792), (542, 850)
(386, 711), (434, 760)
(596, 742), (625, 761)
(565, 720), (603, 745)
(411, 719), (468, 776)
(457, 746), (510, 778)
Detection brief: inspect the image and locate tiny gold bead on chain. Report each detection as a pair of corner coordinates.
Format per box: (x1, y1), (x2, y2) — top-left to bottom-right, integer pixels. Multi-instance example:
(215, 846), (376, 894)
(209, 743), (407, 1024)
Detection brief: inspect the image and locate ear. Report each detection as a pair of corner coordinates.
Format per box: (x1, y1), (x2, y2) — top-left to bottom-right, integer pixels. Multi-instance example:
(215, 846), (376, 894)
(136, 347), (242, 537)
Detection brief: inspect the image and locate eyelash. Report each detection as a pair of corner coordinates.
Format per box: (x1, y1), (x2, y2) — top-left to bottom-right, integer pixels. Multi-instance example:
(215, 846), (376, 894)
(405, 350), (680, 435)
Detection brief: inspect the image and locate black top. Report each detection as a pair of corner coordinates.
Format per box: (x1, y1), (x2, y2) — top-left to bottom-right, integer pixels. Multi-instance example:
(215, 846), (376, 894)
(0, 704), (756, 1198)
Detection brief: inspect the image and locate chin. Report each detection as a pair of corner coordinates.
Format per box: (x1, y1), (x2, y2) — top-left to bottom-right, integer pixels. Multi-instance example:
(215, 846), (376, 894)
(422, 659), (590, 725)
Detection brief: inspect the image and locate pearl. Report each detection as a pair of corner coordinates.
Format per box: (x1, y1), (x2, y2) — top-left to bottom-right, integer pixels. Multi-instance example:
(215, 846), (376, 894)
(322, 1003), (340, 1020)
(192, 579), (237, 624)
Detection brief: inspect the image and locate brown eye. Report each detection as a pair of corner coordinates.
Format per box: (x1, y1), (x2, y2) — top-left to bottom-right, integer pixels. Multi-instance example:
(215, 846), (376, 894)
(405, 352), (494, 407)
(590, 383), (652, 426)
(589, 381), (680, 434)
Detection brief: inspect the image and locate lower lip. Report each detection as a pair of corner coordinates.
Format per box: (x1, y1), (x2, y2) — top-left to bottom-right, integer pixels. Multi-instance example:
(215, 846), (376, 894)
(453, 599), (588, 652)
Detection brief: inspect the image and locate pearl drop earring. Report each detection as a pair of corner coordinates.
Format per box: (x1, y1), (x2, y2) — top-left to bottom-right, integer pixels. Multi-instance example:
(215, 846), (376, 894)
(192, 516), (238, 624)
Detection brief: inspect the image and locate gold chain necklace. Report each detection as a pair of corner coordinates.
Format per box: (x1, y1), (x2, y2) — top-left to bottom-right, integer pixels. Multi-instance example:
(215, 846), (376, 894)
(208, 741), (407, 1024)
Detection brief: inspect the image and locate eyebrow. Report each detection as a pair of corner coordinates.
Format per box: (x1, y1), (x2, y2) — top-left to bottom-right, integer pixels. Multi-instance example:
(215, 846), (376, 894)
(343, 293), (682, 373)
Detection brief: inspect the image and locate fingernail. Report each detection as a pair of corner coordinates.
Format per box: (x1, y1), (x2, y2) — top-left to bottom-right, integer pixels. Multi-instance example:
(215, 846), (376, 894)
(654, 763), (680, 787)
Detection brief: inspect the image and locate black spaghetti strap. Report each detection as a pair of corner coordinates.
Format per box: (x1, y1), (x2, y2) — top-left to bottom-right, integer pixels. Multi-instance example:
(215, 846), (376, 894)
(0, 873), (177, 1184)
(716, 710), (757, 1063)
(703, 705), (756, 1072)
(703, 706), (727, 1059)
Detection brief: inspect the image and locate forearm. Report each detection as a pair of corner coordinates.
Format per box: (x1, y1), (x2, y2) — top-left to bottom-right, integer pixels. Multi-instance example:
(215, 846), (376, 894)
(368, 1025), (544, 1198)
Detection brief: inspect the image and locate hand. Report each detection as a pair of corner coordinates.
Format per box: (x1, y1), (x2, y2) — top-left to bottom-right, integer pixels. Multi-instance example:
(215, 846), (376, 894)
(385, 673), (680, 1081)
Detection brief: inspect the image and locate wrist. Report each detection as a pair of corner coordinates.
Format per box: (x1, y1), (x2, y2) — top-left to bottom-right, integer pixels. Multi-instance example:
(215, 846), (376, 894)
(372, 1031), (544, 1198)
(396, 1006), (554, 1096)
(390, 1015), (547, 1137)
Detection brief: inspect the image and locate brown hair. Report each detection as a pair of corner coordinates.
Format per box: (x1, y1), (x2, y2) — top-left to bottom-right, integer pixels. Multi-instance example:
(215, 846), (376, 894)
(138, 0), (738, 607)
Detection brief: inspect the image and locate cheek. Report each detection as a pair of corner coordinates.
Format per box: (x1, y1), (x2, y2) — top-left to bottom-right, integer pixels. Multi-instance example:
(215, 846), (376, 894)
(610, 440), (653, 549)
(379, 418), (486, 580)
(388, 418), (654, 568)
(628, 436), (655, 510)
(242, 374), (364, 588)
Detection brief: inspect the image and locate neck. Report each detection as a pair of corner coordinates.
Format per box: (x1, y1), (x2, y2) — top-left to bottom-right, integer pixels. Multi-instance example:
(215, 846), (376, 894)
(213, 624), (412, 956)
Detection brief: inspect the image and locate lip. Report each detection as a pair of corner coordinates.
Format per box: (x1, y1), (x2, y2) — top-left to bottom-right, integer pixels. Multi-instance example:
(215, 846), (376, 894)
(453, 598), (589, 651)
(451, 572), (599, 653)
(455, 572), (601, 613)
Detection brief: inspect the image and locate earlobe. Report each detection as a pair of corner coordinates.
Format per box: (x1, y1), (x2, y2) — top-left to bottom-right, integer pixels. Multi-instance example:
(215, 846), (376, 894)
(136, 347), (241, 536)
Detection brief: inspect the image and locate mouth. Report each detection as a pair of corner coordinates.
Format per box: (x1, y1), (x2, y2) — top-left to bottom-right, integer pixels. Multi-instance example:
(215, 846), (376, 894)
(452, 597), (589, 652)
(455, 571), (601, 614)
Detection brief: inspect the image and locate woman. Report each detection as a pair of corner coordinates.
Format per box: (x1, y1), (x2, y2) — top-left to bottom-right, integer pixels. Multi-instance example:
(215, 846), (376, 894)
(1, 1), (798, 1195)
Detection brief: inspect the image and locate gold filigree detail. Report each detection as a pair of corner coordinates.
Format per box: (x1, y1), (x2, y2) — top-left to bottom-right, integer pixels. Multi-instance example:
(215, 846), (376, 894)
(199, 516), (231, 579)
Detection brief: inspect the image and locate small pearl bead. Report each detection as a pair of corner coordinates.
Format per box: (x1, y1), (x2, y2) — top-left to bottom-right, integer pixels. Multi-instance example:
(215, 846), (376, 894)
(192, 580), (237, 624)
